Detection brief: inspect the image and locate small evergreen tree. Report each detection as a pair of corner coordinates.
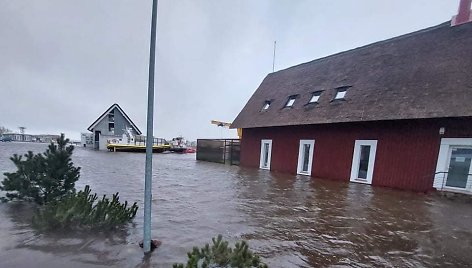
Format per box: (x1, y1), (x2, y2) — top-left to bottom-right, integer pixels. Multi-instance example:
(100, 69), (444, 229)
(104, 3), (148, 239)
(173, 235), (268, 268)
(0, 134), (80, 204)
(33, 185), (138, 230)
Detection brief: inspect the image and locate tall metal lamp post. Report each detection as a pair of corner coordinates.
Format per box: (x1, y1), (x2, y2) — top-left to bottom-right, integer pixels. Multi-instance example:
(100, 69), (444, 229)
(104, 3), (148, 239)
(143, 0), (158, 254)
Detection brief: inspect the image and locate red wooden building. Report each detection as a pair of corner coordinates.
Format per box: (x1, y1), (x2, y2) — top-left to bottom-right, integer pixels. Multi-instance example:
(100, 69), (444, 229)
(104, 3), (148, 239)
(231, 2), (472, 193)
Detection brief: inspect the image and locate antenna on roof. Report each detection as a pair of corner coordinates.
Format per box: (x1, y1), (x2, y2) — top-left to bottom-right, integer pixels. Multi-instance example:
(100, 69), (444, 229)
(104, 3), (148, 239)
(19, 126), (26, 134)
(272, 41), (276, 73)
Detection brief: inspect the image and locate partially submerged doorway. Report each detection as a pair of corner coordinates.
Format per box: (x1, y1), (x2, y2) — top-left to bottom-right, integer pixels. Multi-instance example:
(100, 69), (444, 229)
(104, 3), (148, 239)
(434, 138), (472, 193)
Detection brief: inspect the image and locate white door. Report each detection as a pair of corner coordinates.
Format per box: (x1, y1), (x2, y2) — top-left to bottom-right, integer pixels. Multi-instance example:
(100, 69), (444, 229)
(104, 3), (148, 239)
(259, 139), (272, 170)
(350, 140), (378, 185)
(444, 146), (472, 190)
(297, 140), (315, 175)
(434, 138), (472, 191)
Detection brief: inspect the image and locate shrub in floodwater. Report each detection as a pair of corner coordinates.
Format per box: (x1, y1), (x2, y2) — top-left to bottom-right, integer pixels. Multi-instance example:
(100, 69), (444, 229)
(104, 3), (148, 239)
(0, 134), (80, 204)
(33, 185), (138, 230)
(173, 235), (268, 268)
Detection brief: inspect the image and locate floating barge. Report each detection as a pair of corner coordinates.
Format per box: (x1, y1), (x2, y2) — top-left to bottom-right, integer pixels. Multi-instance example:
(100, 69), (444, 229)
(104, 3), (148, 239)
(106, 128), (195, 153)
(107, 143), (170, 153)
(106, 128), (170, 153)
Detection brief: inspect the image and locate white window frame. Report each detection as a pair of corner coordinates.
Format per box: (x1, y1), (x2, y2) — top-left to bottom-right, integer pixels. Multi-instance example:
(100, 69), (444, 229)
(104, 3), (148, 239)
(259, 139), (273, 170)
(297, 140), (315, 175)
(309, 93), (321, 103)
(334, 89), (347, 100)
(350, 140), (378, 185)
(285, 97), (296, 107)
(262, 101), (271, 111)
(434, 138), (472, 192)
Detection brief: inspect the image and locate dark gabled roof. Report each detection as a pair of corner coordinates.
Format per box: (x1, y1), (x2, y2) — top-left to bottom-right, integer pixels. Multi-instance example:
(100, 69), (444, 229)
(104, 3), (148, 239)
(231, 21), (472, 129)
(87, 103), (142, 135)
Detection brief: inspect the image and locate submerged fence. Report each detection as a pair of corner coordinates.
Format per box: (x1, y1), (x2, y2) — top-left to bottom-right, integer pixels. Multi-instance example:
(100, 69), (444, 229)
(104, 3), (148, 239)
(196, 139), (240, 165)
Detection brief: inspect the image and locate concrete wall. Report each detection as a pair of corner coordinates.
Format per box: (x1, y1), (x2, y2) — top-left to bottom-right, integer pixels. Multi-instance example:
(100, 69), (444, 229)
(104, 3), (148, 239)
(99, 134), (116, 150)
(81, 133), (94, 148)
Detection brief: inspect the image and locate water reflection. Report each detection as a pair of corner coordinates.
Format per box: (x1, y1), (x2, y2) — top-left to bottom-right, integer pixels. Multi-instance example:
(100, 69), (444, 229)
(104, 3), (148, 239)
(1, 202), (136, 267)
(0, 142), (471, 267)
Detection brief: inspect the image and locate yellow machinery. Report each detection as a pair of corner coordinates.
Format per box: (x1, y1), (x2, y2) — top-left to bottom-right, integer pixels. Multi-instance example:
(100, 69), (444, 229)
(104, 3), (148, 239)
(210, 120), (231, 128)
(211, 120), (242, 138)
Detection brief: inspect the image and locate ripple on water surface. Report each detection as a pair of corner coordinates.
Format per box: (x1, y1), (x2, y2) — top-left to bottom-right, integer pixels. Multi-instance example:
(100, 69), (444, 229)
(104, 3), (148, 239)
(0, 142), (472, 267)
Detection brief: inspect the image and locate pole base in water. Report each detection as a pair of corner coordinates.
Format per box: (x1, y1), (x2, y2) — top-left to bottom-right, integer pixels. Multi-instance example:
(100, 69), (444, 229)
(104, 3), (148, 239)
(139, 239), (162, 252)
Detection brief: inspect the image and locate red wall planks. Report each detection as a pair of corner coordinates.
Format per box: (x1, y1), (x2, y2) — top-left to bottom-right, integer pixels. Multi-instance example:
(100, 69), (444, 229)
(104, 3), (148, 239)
(240, 118), (472, 192)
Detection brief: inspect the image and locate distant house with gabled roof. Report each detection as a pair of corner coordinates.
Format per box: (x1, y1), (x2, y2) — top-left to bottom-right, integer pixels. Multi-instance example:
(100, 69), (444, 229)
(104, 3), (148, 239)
(231, 1), (472, 193)
(83, 103), (142, 150)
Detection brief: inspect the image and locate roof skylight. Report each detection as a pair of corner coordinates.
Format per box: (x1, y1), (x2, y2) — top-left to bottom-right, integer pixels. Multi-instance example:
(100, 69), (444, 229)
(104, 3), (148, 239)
(334, 87), (348, 100)
(309, 91), (323, 103)
(261, 101), (271, 111)
(285, 96), (297, 107)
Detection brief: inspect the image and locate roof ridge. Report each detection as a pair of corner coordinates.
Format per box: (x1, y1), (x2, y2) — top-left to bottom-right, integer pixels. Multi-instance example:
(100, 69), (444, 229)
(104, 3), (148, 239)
(269, 21), (451, 76)
(232, 20), (472, 129)
(87, 103), (142, 135)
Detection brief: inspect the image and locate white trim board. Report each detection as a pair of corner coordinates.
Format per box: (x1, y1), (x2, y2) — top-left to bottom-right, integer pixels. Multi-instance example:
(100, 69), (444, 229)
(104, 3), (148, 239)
(434, 138), (472, 191)
(297, 139), (315, 175)
(350, 140), (378, 185)
(259, 139), (272, 170)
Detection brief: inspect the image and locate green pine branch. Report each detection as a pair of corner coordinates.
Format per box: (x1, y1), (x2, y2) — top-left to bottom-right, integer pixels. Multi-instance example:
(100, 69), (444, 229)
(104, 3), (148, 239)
(173, 235), (268, 268)
(33, 185), (138, 231)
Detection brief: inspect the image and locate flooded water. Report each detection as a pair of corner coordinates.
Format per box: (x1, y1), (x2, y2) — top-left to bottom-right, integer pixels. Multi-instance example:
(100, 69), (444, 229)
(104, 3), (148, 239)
(0, 142), (471, 267)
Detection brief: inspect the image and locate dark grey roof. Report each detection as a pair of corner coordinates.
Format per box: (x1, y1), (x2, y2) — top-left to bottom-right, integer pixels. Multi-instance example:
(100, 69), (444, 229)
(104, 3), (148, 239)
(87, 103), (142, 135)
(231, 21), (472, 129)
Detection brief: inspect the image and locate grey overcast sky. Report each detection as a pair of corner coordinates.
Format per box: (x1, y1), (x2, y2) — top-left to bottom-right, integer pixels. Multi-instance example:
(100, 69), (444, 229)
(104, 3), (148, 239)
(0, 0), (460, 141)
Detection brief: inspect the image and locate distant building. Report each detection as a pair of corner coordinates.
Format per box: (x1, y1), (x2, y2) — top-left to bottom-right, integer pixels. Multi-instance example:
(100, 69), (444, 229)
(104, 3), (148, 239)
(85, 103), (142, 150)
(1, 133), (32, 142)
(231, 3), (472, 193)
(1, 133), (21, 142)
(80, 133), (94, 148)
(0, 133), (60, 143)
(33, 134), (60, 143)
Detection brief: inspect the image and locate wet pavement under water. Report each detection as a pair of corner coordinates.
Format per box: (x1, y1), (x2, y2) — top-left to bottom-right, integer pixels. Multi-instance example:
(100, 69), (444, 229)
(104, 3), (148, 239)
(0, 142), (471, 267)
